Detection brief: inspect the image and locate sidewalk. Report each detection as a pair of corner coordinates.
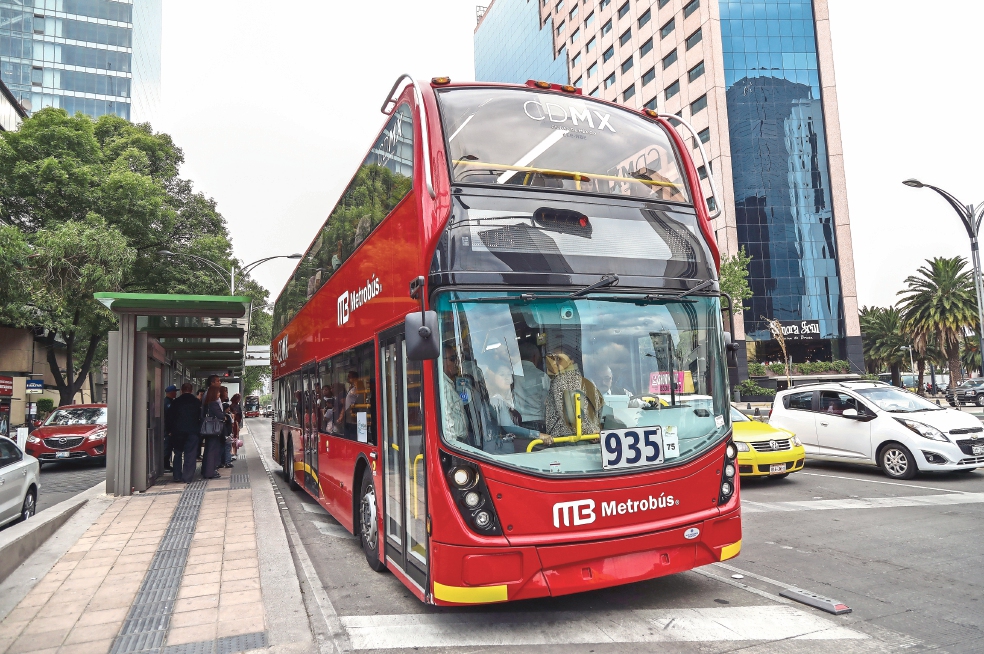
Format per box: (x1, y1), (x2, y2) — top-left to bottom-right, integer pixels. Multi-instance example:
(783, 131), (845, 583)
(0, 425), (314, 654)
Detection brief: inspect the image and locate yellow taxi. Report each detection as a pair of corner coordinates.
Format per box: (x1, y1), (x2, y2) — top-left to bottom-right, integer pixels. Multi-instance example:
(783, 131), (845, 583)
(731, 407), (806, 479)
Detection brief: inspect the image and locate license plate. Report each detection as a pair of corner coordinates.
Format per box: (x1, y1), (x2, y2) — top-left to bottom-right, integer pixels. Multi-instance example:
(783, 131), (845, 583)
(56, 451), (70, 458)
(601, 427), (675, 470)
(972, 445), (984, 456)
(770, 463), (787, 474)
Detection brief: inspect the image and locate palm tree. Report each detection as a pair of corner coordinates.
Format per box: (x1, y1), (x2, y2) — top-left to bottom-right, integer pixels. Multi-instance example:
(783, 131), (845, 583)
(898, 257), (978, 388)
(859, 305), (908, 386)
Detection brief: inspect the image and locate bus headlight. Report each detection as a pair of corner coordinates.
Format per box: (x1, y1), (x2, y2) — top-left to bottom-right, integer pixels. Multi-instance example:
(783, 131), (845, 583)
(463, 491), (482, 508)
(452, 467), (474, 488)
(474, 511), (492, 528)
(440, 451), (502, 536)
(721, 481), (733, 496)
(718, 441), (738, 504)
(726, 444), (737, 459)
(725, 464), (735, 478)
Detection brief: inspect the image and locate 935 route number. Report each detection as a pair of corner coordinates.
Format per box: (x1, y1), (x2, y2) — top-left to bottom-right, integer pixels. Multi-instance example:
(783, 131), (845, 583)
(602, 427), (675, 470)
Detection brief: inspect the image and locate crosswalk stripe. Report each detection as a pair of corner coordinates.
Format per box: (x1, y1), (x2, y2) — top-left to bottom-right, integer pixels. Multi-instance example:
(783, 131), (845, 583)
(742, 491), (984, 513)
(339, 605), (866, 649)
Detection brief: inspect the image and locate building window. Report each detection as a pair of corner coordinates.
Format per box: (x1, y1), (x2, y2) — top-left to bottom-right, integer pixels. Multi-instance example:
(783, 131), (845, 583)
(685, 28), (702, 50)
(556, 0), (564, 11)
(603, 45), (615, 62)
(585, 11), (595, 28)
(570, 4), (578, 19)
(590, 86), (600, 96)
(604, 72), (616, 89)
(665, 80), (680, 100)
(623, 84), (636, 101)
(662, 49), (678, 69)
(574, 75), (583, 87)
(690, 94), (707, 115)
(640, 37), (653, 56)
(642, 67), (655, 85)
(618, 1), (631, 19)
(572, 51), (582, 67)
(619, 28), (632, 46)
(697, 165), (708, 180)
(558, 45), (566, 57)
(557, 20), (566, 35)
(684, 0), (700, 18)
(621, 56), (634, 73)
(688, 60), (705, 82)
(639, 9), (651, 27)
(587, 36), (596, 52)
(572, 27), (580, 42)
(660, 18), (675, 39)
(645, 97), (657, 111)
(600, 0), (611, 9)
(602, 18), (612, 35)
(658, 0), (671, 7)
(31, 66), (43, 85)
(588, 61), (598, 77)
(697, 127), (710, 144)
(706, 196), (717, 212)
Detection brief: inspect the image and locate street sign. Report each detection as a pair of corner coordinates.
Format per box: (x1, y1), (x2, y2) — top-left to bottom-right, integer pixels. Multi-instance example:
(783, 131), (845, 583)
(25, 379), (43, 394)
(0, 376), (12, 396)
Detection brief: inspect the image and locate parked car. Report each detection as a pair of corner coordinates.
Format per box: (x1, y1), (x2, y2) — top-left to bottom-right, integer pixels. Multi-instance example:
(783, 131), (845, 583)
(770, 381), (983, 479)
(945, 379), (984, 407)
(262, 405), (274, 418)
(731, 407), (806, 479)
(25, 404), (107, 467)
(0, 436), (40, 527)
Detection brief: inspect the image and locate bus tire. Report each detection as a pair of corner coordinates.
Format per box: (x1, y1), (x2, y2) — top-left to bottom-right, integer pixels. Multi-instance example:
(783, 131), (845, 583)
(285, 436), (300, 490)
(358, 468), (385, 572)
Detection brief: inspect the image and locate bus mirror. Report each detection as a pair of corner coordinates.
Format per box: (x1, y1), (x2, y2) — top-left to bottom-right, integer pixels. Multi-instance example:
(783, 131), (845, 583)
(723, 332), (740, 366)
(406, 311), (440, 360)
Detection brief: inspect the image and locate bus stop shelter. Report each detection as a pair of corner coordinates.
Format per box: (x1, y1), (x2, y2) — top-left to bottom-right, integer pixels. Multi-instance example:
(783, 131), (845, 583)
(94, 293), (252, 496)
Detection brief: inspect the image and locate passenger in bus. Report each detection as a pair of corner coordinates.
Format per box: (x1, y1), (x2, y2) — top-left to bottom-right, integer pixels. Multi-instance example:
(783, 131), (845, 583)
(440, 344), (468, 443)
(545, 348), (604, 438)
(344, 371), (367, 438)
(511, 341), (549, 427)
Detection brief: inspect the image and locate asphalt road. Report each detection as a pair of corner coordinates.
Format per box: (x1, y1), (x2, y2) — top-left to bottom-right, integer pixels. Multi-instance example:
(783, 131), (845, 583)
(35, 458), (106, 512)
(246, 418), (983, 653)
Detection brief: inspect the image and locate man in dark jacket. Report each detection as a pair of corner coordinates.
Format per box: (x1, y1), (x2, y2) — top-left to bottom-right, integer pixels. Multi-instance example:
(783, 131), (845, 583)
(166, 383), (202, 482)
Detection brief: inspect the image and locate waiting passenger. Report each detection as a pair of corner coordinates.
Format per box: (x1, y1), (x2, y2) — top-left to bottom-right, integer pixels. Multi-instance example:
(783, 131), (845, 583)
(545, 349), (604, 438)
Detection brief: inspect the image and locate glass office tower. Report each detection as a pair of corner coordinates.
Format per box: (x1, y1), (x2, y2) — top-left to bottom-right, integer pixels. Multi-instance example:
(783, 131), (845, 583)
(475, 0), (568, 85)
(0, 0), (161, 121)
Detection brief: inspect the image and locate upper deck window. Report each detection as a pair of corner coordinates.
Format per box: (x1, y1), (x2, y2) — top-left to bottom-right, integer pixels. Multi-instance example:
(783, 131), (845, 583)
(437, 88), (691, 204)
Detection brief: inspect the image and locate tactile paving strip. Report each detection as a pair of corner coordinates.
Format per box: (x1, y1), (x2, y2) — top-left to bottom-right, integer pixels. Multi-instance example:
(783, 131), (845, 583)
(109, 480), (206, 654)
(159, 631), (268, 654)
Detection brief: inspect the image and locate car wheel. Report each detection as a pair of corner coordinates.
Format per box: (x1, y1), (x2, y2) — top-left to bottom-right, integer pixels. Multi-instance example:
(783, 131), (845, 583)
(285, 437), (299, 490)
(880, 443), (917, 479)
(976, 396), (984, 407)
(19, 487), (36, 522)
(358, 467), (386, 572)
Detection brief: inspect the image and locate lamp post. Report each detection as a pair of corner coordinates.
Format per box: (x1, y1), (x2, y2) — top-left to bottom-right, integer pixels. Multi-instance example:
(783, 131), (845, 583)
(159, 251), (302, 295)
(900, 345), (916, 390)
(902, 179), (984, 377)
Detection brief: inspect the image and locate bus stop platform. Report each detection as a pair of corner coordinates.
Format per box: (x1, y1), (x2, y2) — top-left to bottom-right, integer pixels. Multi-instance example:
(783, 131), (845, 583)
(0, 423), (314, 654)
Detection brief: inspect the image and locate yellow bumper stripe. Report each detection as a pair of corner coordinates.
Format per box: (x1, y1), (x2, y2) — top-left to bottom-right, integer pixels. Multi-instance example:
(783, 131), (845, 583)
(720, 539), (742, 561)
(433, 582), (508, 604)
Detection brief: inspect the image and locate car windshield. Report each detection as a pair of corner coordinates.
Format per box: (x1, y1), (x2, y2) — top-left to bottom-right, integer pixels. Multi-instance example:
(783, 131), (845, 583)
(730, 407), (750, 422)
(437, 88), (691, 203)
(435, 292), (730, 476)
(44, 408), (107, 426)
(853, 387), (942, 413)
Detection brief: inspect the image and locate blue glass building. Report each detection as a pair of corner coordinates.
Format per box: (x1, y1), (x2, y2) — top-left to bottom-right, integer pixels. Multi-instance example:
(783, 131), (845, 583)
(0, 0), (161, 121)
(475, 0), (569, 86)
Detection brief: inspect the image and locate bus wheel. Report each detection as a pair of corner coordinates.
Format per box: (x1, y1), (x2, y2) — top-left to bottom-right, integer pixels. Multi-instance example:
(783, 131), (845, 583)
(358, 469), (385, 572)
(285, 437), (300, 490)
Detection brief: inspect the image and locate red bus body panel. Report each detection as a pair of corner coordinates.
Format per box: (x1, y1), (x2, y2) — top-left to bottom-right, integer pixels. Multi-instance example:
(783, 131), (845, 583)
(271, 79), (739, 606)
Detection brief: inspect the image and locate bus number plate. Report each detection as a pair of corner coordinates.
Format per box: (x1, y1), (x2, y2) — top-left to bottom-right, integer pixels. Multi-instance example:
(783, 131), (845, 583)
(602, 427), (671, 470)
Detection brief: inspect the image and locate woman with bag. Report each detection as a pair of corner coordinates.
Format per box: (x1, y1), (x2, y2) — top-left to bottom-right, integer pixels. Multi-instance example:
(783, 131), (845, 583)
(229, 393), (243, 462)
(200, 383), (225, 479)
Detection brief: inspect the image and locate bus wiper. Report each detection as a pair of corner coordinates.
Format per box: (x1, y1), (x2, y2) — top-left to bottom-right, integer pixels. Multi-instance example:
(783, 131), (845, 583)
(677, 279), (714, 298)
(570, 274), (619, 298)
(642, 280), (713, 303)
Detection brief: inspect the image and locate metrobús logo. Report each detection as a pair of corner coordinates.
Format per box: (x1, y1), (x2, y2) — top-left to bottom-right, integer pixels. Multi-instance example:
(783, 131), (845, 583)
(274, 335), (288, 364)
(552, 493), (679, 529)
(337, 275), (382, 325)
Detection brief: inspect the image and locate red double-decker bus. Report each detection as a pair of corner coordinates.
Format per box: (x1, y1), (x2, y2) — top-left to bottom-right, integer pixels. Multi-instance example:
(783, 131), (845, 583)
(270, 76), (741, 605)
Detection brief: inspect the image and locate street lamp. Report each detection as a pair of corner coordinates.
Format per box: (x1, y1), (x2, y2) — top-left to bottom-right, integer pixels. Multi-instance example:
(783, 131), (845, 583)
(900, 345), (915, 389)
(902, 179), (984, 376)
(158, 251), (302, 295)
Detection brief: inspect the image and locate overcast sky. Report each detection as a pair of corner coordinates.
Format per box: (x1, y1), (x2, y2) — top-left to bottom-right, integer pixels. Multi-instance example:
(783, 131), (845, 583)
(157, 1), (984, 310)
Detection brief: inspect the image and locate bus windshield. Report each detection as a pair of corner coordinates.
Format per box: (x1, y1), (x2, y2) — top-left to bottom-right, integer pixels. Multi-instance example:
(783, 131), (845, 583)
(435, 292), (730, 476)
(437, 88), (691, 203)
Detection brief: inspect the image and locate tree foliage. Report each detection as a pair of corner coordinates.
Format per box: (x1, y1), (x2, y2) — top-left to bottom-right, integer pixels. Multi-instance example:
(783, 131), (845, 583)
(718, 246), (753, 309)
(0, 108), (267, 405)
(859, 305), (908, 387)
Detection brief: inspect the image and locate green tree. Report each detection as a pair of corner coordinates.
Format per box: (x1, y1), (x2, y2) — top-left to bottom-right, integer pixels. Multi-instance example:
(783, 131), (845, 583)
(859, 305), (908, 387)
(719, 246), (753, 309)
(0, 108), (267, 405)
(897, 257), (978, 388)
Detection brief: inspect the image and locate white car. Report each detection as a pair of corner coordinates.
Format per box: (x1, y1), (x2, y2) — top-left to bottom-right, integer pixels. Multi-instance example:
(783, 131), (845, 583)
(0, 436), (40, 527)
(769, 381), (983, 479)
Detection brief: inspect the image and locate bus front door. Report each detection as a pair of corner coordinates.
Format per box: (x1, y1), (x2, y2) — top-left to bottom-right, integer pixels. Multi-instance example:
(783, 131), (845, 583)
(302, 365), (320, 498)
(379, 328), (428, 589)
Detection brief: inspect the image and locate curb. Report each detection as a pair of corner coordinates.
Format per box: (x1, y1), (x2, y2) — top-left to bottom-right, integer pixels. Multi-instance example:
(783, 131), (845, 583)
(0, 480), (106, 585)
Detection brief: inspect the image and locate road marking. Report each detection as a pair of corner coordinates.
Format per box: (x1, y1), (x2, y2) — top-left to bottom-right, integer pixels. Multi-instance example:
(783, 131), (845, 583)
(742, 492), (984, 513)
(799, 472), (972, 494)
(339, 605), (866, 649)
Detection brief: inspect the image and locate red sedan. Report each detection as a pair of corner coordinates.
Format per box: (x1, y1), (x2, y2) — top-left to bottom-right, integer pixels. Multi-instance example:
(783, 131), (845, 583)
(25, 404), (107, 466)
